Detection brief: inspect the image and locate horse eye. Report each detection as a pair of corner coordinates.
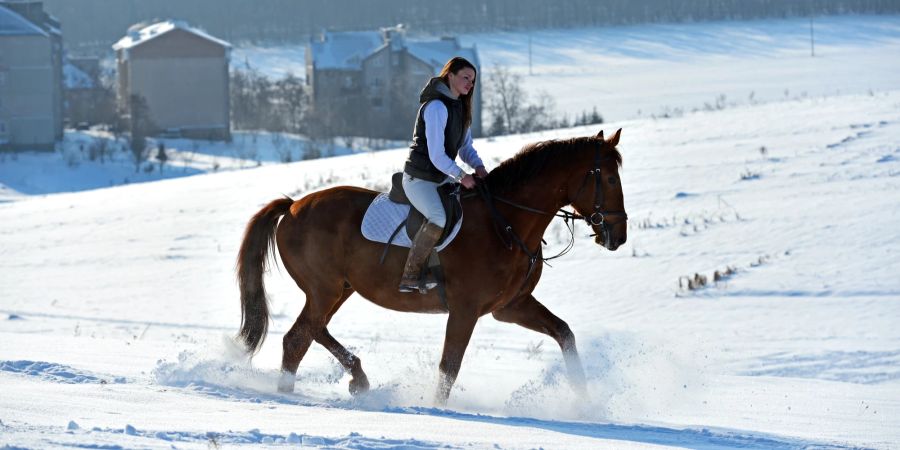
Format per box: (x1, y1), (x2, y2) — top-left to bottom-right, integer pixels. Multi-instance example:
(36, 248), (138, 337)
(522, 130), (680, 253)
(607, 176), (618, 185)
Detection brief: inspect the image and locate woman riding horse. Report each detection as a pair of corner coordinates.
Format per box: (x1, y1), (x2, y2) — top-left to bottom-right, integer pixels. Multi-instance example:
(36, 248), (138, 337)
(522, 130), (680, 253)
(237, 123), (627, 404)
(400, 56), (489, 293)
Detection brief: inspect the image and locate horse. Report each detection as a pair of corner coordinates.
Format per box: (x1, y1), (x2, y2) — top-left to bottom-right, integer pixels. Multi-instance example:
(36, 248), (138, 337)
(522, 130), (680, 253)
(236, 129), (627, 404)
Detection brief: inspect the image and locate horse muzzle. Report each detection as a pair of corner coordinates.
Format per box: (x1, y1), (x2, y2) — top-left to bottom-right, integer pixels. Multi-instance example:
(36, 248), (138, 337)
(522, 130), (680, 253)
(593, 223), (626, 251)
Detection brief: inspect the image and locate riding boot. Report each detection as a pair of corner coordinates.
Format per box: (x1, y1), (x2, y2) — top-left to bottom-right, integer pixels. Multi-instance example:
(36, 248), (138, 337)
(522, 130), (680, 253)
(399, 222), (444, 293)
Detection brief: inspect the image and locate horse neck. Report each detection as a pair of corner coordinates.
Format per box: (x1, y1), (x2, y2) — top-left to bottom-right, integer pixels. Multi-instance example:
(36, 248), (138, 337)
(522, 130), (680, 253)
(503, 143), (594, 214)
(493, 166), (574, 246)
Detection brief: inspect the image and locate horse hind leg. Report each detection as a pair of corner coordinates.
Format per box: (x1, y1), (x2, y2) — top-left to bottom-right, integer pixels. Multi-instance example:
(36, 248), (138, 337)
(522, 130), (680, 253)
(492, 294), (588, 397)
(277, 282), (345, 393)
(279, 284), (370, 396)
(315, 285), (370, 395)
(277, 301), (324, 392)
(316, 327), (370, 395)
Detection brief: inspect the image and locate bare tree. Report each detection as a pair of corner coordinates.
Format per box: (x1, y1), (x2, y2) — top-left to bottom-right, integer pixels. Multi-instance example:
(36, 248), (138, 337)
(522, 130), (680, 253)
(275, 73), (306, 133)
(485, 66), (524, 136)
(128, 94), (154, 172)
(519, 92), (557, 133)
(485, 66), (561, 135)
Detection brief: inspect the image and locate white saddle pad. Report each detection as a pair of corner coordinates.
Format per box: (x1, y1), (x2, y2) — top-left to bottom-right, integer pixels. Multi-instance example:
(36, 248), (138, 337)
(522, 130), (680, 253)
(361, 193), (462, 251)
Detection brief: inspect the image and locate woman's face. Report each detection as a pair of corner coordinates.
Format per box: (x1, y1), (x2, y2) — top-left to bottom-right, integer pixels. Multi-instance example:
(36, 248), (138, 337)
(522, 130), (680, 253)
(447, 67), (476, 97)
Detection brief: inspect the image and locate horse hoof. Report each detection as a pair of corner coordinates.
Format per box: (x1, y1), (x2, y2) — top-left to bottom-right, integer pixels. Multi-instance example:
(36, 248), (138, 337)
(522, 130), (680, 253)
(349, 376), (370, 396)
(277, 371), (296, 393)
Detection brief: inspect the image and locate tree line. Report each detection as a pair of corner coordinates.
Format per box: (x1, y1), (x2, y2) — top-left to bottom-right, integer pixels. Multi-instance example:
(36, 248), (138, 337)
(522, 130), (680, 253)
(43, 0), (900, 53)
(228, 64), (590, 140)
(72, 61), (592, 158)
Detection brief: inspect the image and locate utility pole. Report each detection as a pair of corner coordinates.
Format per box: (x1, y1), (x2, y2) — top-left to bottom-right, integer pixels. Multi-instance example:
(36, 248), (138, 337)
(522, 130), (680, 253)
(810, 15), (816, 57)
(809, 0), (816, 57)
(528, 34), (533, 76)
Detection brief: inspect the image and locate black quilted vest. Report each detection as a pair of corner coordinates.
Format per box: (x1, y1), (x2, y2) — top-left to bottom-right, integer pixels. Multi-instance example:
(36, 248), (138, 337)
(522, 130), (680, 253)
(404, 78), (465, 183)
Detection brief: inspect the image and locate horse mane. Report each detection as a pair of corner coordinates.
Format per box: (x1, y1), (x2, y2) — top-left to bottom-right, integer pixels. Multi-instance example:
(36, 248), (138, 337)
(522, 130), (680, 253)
(485, 135), (622, 194)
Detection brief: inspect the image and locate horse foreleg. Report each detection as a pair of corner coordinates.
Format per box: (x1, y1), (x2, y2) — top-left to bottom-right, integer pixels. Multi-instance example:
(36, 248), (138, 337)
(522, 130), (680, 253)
(435, 311), (479, 406)
(492, 294), (588, 397)
(315, 327), (370, 395)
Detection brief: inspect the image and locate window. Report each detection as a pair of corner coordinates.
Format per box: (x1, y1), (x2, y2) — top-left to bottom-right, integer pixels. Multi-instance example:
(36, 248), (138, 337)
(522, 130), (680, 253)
(371, 97), (383, 107)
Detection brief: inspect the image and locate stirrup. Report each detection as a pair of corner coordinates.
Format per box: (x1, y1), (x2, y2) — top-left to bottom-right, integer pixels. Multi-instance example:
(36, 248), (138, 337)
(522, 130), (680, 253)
(399, 276), (437, 294)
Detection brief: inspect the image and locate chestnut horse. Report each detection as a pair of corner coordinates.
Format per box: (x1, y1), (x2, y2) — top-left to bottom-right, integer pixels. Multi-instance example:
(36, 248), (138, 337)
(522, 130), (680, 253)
(237, 129), (627, 404)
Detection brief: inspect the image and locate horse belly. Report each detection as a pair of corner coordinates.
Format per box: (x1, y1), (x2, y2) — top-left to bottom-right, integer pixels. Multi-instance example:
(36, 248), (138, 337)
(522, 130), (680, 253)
(346, 243), (450, 314)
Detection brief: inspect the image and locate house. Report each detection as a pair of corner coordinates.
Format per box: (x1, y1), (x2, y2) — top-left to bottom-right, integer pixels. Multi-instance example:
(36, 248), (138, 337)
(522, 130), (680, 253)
(0, 1), (63, 151)
(308, 25), (480, 140)
(113, 20), (231, 141)
(64, 57), (112, 128)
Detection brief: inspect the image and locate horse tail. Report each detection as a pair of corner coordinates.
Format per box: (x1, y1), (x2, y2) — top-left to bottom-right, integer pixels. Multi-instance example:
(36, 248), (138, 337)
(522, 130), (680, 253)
(237, 196), (293, 355)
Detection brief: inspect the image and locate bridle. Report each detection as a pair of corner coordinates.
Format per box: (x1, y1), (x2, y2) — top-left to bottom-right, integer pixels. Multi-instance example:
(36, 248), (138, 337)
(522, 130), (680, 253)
(481, 144), (628, 252)
(564, 145), (629, 247)
(471, 144), (628, 292)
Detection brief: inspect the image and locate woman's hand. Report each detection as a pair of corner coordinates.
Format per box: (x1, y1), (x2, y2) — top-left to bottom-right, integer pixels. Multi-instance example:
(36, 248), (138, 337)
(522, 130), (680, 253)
(475, 166), (489, 179)
(460, 174), (476, 189)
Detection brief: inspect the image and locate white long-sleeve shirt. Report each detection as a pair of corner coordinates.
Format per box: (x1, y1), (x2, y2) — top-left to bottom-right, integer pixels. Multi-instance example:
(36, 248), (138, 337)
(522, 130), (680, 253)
(423, 100), (484, 180)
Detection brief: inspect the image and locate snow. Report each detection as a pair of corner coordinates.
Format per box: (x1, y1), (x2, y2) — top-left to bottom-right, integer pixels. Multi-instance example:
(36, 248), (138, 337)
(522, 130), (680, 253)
(112, 20), (231, 51)
(2, 14), (900, 450)
(305, 28), (478, 75)
(62, 61), (94, 89)
(0, 130), (367, 201)
(405, 39), (480, 73)
(308, 30), (384, 70)
(237, 15), (900, 123)
(466, 15), (900, 122)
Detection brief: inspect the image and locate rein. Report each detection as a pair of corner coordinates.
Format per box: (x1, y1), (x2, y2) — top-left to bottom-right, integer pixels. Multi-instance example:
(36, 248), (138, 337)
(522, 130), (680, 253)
(469, 147), (628, 293)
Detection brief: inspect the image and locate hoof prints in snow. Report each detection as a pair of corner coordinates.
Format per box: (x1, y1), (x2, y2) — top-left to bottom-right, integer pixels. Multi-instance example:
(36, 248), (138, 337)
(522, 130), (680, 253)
(60, 425), (449, 449)
(0, 360), (126, 385)
(743, 350), (900, 384)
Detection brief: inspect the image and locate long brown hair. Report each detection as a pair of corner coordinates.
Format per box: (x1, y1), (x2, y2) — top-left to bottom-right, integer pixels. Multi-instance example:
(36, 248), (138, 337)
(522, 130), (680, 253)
(438, 57), (476, 130)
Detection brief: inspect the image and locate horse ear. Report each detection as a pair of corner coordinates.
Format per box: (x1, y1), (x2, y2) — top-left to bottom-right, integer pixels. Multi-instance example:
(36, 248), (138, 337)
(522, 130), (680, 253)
(607, 128), (622, 147)
(596, 130), (604, 139)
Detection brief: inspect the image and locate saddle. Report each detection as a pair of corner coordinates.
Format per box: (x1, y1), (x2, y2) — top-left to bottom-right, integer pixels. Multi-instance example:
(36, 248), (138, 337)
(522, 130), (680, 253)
(358, 173), (463, 311)
(387, 172), (463, 245)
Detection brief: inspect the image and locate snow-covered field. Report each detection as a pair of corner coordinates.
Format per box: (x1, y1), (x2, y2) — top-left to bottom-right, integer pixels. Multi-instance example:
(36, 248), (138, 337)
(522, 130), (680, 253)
(2, 15), (900, 450)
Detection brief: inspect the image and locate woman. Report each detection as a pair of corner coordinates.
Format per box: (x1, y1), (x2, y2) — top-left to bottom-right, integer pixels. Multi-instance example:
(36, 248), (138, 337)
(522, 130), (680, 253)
(399, 56), (488, 293)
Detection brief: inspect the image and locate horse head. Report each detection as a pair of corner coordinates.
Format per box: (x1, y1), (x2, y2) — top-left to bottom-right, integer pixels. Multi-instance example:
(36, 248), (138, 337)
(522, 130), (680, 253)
(568, 129), (628, 251)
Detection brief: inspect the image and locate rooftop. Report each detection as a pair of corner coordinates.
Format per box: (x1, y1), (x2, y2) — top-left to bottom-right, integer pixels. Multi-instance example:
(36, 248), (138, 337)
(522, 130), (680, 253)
(0, 4), (48, 37)
(113, 20), (230, 51)
(309, 30), (384, 70)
